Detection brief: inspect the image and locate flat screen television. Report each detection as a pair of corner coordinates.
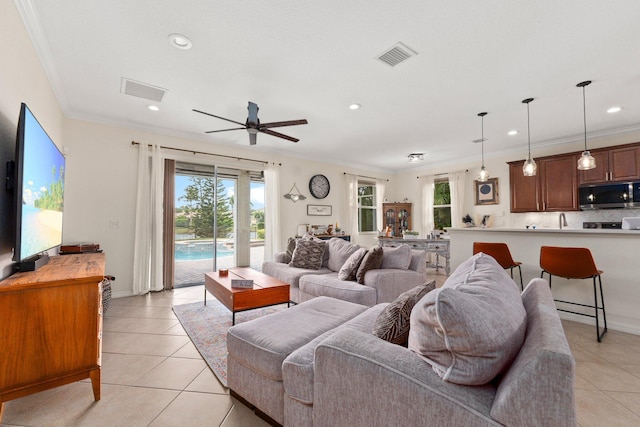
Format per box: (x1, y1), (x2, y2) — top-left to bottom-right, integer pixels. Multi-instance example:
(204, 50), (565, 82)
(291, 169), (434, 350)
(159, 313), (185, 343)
(11, 103), (65, 271)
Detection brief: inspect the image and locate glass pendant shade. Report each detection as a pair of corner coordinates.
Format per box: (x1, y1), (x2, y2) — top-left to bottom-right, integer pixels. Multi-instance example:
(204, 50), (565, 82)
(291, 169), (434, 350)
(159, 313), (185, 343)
(523, 155), (537, 176)
(577, 80), (596, 170)
(478, 165), (489, 182)
(578, 150), (596, 170)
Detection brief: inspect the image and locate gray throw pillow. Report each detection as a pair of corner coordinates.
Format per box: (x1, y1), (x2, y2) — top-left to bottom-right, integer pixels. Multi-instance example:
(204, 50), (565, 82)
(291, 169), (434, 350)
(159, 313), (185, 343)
(356, 246), (384, 284)
(338, 247), (367, 281)
(327, 238), (361, 272)
(381, 244), (412, 270)
(373, 280), (436, 346)
(284, 237), (300, 264)
(408, 253), (527, 385)
(289, 239), (326, 270)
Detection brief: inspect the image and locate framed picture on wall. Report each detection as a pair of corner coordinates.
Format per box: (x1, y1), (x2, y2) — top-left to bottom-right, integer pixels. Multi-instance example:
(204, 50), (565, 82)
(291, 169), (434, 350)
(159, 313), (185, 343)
(474, 178), (499, 205)
(307, 204), (332, 216)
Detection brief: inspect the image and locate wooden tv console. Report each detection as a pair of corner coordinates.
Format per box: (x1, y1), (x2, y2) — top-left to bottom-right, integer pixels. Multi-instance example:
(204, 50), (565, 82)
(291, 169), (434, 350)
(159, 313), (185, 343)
(0, 253), (105, 421)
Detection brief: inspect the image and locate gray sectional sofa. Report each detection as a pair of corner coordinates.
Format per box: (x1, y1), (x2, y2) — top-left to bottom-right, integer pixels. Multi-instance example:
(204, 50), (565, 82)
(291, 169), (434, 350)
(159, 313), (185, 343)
(262, 237), (428, 305)
(228, 253), (576, 427)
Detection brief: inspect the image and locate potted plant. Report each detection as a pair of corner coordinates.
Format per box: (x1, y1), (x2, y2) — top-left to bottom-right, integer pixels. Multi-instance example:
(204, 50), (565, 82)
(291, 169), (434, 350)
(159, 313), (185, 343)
(403, 230), (420, 239)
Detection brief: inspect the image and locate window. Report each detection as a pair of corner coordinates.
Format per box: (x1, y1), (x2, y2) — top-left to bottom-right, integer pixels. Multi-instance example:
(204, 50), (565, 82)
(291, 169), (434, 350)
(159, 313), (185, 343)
(433, 180), (451, 230)
(358, 181), (376, 232)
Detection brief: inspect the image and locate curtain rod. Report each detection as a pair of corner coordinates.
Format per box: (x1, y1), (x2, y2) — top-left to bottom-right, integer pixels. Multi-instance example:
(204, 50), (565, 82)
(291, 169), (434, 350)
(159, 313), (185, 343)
(343, 172), (389, 182)
(130, 141), (277, 165)
(416, 169), (468, 179)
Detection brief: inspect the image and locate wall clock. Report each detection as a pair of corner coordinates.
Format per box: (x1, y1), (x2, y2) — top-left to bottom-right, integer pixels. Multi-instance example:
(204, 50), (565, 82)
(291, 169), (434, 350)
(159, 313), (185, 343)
(309, 174), (330, 199)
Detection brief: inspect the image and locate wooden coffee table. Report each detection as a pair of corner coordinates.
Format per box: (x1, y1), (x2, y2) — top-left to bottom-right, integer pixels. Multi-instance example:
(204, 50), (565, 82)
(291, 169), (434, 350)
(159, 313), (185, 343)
(204, 267), (290, 324)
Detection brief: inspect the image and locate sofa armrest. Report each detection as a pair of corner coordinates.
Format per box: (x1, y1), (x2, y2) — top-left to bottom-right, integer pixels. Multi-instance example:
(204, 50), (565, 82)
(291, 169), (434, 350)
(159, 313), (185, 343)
(273, 251), (287, 263)
(363, 269), (429, 303)
(313, 329), (498, 427)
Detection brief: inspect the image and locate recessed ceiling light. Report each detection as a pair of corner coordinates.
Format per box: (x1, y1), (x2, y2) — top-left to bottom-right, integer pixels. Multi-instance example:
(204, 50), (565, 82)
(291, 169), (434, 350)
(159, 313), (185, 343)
(147, 105), (160, 111)
(168, 33), (192, 50)
(349, 103), (361, 110)
(508, 130), (518, 136)
(607, 106), (622, 113)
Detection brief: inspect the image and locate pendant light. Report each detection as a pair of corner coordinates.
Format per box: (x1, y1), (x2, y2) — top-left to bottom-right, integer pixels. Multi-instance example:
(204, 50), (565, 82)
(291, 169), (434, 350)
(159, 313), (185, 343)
(477, 112), (489, 182)
(577, 80), (596, 170)
(522, 98), (537, 176)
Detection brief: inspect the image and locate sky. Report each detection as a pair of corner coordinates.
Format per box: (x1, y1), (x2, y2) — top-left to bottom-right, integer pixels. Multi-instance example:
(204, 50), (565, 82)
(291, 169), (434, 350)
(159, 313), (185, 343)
(175, 175), (264, 210)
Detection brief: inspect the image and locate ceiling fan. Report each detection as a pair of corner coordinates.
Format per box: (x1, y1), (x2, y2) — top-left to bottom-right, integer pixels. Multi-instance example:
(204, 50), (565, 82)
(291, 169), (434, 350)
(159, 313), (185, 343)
(193, 102), (308, 145)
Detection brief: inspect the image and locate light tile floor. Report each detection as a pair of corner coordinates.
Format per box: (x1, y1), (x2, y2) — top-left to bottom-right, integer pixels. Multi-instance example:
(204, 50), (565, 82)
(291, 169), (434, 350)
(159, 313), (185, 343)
(2, 269), (640, 426)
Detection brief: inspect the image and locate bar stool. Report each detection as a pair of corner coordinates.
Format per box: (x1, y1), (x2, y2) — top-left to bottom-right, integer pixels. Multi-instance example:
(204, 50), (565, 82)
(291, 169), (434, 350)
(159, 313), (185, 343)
(472, 242), (523, 290)
(539, 246), (607, 342)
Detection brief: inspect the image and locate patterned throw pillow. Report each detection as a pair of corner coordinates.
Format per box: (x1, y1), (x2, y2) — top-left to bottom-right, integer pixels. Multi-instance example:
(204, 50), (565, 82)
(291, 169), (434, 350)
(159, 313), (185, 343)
(356, 246), (384, 284)
(338, 247), (367, 281)
(289, 239), (326, 270)
(284, 237), (300, 264)
(372, 280), (436, 346)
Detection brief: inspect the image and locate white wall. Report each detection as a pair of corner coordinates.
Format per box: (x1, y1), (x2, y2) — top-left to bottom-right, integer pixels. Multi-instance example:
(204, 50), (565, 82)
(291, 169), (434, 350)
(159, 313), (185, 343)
(0, 1), (65, 279)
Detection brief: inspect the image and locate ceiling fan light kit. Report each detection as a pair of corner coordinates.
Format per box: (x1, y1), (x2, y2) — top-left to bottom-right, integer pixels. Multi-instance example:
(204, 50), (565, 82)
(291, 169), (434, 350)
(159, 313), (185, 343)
(476, 112), (489, 182)
(577, 80), (596, 171)
(194, 101), (308, 146)
(522, 98), (537, 176)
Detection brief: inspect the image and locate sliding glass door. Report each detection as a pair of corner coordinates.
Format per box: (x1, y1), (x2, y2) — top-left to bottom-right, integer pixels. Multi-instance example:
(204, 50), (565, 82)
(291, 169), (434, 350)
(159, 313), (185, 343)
(172, 162), (264, 287)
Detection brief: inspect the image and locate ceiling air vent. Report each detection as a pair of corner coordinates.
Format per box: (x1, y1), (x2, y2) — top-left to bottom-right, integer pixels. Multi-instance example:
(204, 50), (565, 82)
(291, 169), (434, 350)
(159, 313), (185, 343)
(376, 42), (417, 67)
(121, 78), (168, 102)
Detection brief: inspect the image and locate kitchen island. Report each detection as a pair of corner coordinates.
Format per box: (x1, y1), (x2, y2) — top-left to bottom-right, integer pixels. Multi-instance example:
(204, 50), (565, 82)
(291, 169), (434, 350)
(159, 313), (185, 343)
(448, 227), (640, 335)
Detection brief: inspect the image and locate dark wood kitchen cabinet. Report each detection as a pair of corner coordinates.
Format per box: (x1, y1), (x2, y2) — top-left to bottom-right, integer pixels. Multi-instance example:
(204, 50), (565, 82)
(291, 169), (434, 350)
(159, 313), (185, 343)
(579, 143), (640, 185)
(509, 153), (578, 212)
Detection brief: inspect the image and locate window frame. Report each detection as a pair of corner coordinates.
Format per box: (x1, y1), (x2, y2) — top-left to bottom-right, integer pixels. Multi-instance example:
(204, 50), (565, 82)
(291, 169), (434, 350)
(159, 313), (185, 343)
(357, 180), (377, 233)
(433, 179), (452, 231)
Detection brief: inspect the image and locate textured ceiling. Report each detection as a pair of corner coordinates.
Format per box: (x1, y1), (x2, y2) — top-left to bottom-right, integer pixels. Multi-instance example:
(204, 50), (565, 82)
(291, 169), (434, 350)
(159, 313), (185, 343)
(16, 0), (640, 172)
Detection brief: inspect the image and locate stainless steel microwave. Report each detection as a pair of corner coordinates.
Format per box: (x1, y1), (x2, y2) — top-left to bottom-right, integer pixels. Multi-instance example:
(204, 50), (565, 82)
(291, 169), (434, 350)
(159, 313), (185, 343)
(579, 182), (640, 209)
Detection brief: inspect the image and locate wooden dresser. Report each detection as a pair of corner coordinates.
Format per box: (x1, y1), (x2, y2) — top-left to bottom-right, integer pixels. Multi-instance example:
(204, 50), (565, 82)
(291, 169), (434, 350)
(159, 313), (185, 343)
(0, 253), (105, 421)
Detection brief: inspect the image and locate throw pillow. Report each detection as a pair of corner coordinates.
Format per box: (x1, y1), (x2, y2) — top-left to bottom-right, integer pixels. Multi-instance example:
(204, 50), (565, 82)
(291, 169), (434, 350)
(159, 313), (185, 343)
(289, 239), (326, 270)
(372, 280), (436, 346)
(284, 237), (300, 264)
(380, 244), (412, 270)
(327, 238), (361, 272)
(356, 246), (384, 284)
(338, 247), (367, 281)
(408, 253), (527, 386)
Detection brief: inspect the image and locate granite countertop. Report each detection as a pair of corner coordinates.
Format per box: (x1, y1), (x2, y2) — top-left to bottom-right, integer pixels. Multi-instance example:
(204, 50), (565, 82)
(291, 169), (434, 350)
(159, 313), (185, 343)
(448, 227), (640, 236)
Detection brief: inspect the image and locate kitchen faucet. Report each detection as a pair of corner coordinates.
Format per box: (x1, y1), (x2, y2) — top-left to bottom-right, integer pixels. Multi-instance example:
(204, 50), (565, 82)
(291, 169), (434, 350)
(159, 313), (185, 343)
(559, 213), (568, 229)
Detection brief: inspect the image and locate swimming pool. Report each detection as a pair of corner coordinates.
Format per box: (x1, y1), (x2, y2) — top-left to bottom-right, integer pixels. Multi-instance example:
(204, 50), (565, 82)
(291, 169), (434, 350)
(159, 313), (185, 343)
(174, 242), (234, 261)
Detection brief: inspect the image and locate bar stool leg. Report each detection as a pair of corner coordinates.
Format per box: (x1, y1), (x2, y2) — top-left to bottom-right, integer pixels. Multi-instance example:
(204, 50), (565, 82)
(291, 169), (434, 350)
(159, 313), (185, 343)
(594, 275), (607, 342)
(517, 265), (523, 290)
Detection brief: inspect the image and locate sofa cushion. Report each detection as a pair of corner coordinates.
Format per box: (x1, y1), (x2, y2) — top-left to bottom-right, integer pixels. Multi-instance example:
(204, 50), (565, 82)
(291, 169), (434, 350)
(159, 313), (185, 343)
(338, 247), (367, 281)
(381, 244), (412, 270)
(356, 246), (384, 284)
(299, 274), (378, 307)
(290, 239), (326, 270)
(373, 280), (436, 346)
(327, 238), (360, 272)
(408, 252), (527, 385)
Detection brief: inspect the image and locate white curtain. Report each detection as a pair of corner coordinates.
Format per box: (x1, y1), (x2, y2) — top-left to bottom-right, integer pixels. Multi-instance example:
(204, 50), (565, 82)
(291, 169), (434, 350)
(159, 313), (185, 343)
(264, 162), (281, 261)
(133, 143), (164, 295)
(344, 173), (359, 238)
(449, 170), (467, 228)
(375, 178), (386, 232)
(419, 175), (435, 236)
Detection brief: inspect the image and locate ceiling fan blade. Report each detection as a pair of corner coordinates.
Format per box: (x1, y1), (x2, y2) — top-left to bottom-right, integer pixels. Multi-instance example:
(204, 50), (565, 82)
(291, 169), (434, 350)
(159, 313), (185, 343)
(193, 109), (246, 127)
(249, 132), (257, 146)
(260, 128), (299, 143)
(247, 102), (259, 126)
(260, 119), (308, 129)
(204, 127), (246, 134)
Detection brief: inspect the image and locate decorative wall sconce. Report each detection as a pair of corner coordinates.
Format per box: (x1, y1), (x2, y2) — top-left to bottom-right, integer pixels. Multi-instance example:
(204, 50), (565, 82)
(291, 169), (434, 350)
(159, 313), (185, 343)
(283, 183), (306, 202)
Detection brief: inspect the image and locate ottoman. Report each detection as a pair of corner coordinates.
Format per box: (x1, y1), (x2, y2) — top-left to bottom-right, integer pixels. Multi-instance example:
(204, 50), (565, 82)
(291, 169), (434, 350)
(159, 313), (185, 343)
(227, 296), (369, 425)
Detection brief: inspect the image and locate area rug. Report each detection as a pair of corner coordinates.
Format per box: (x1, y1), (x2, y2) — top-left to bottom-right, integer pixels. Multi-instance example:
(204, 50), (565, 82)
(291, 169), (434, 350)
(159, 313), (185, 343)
(173, 299), (286, 387)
